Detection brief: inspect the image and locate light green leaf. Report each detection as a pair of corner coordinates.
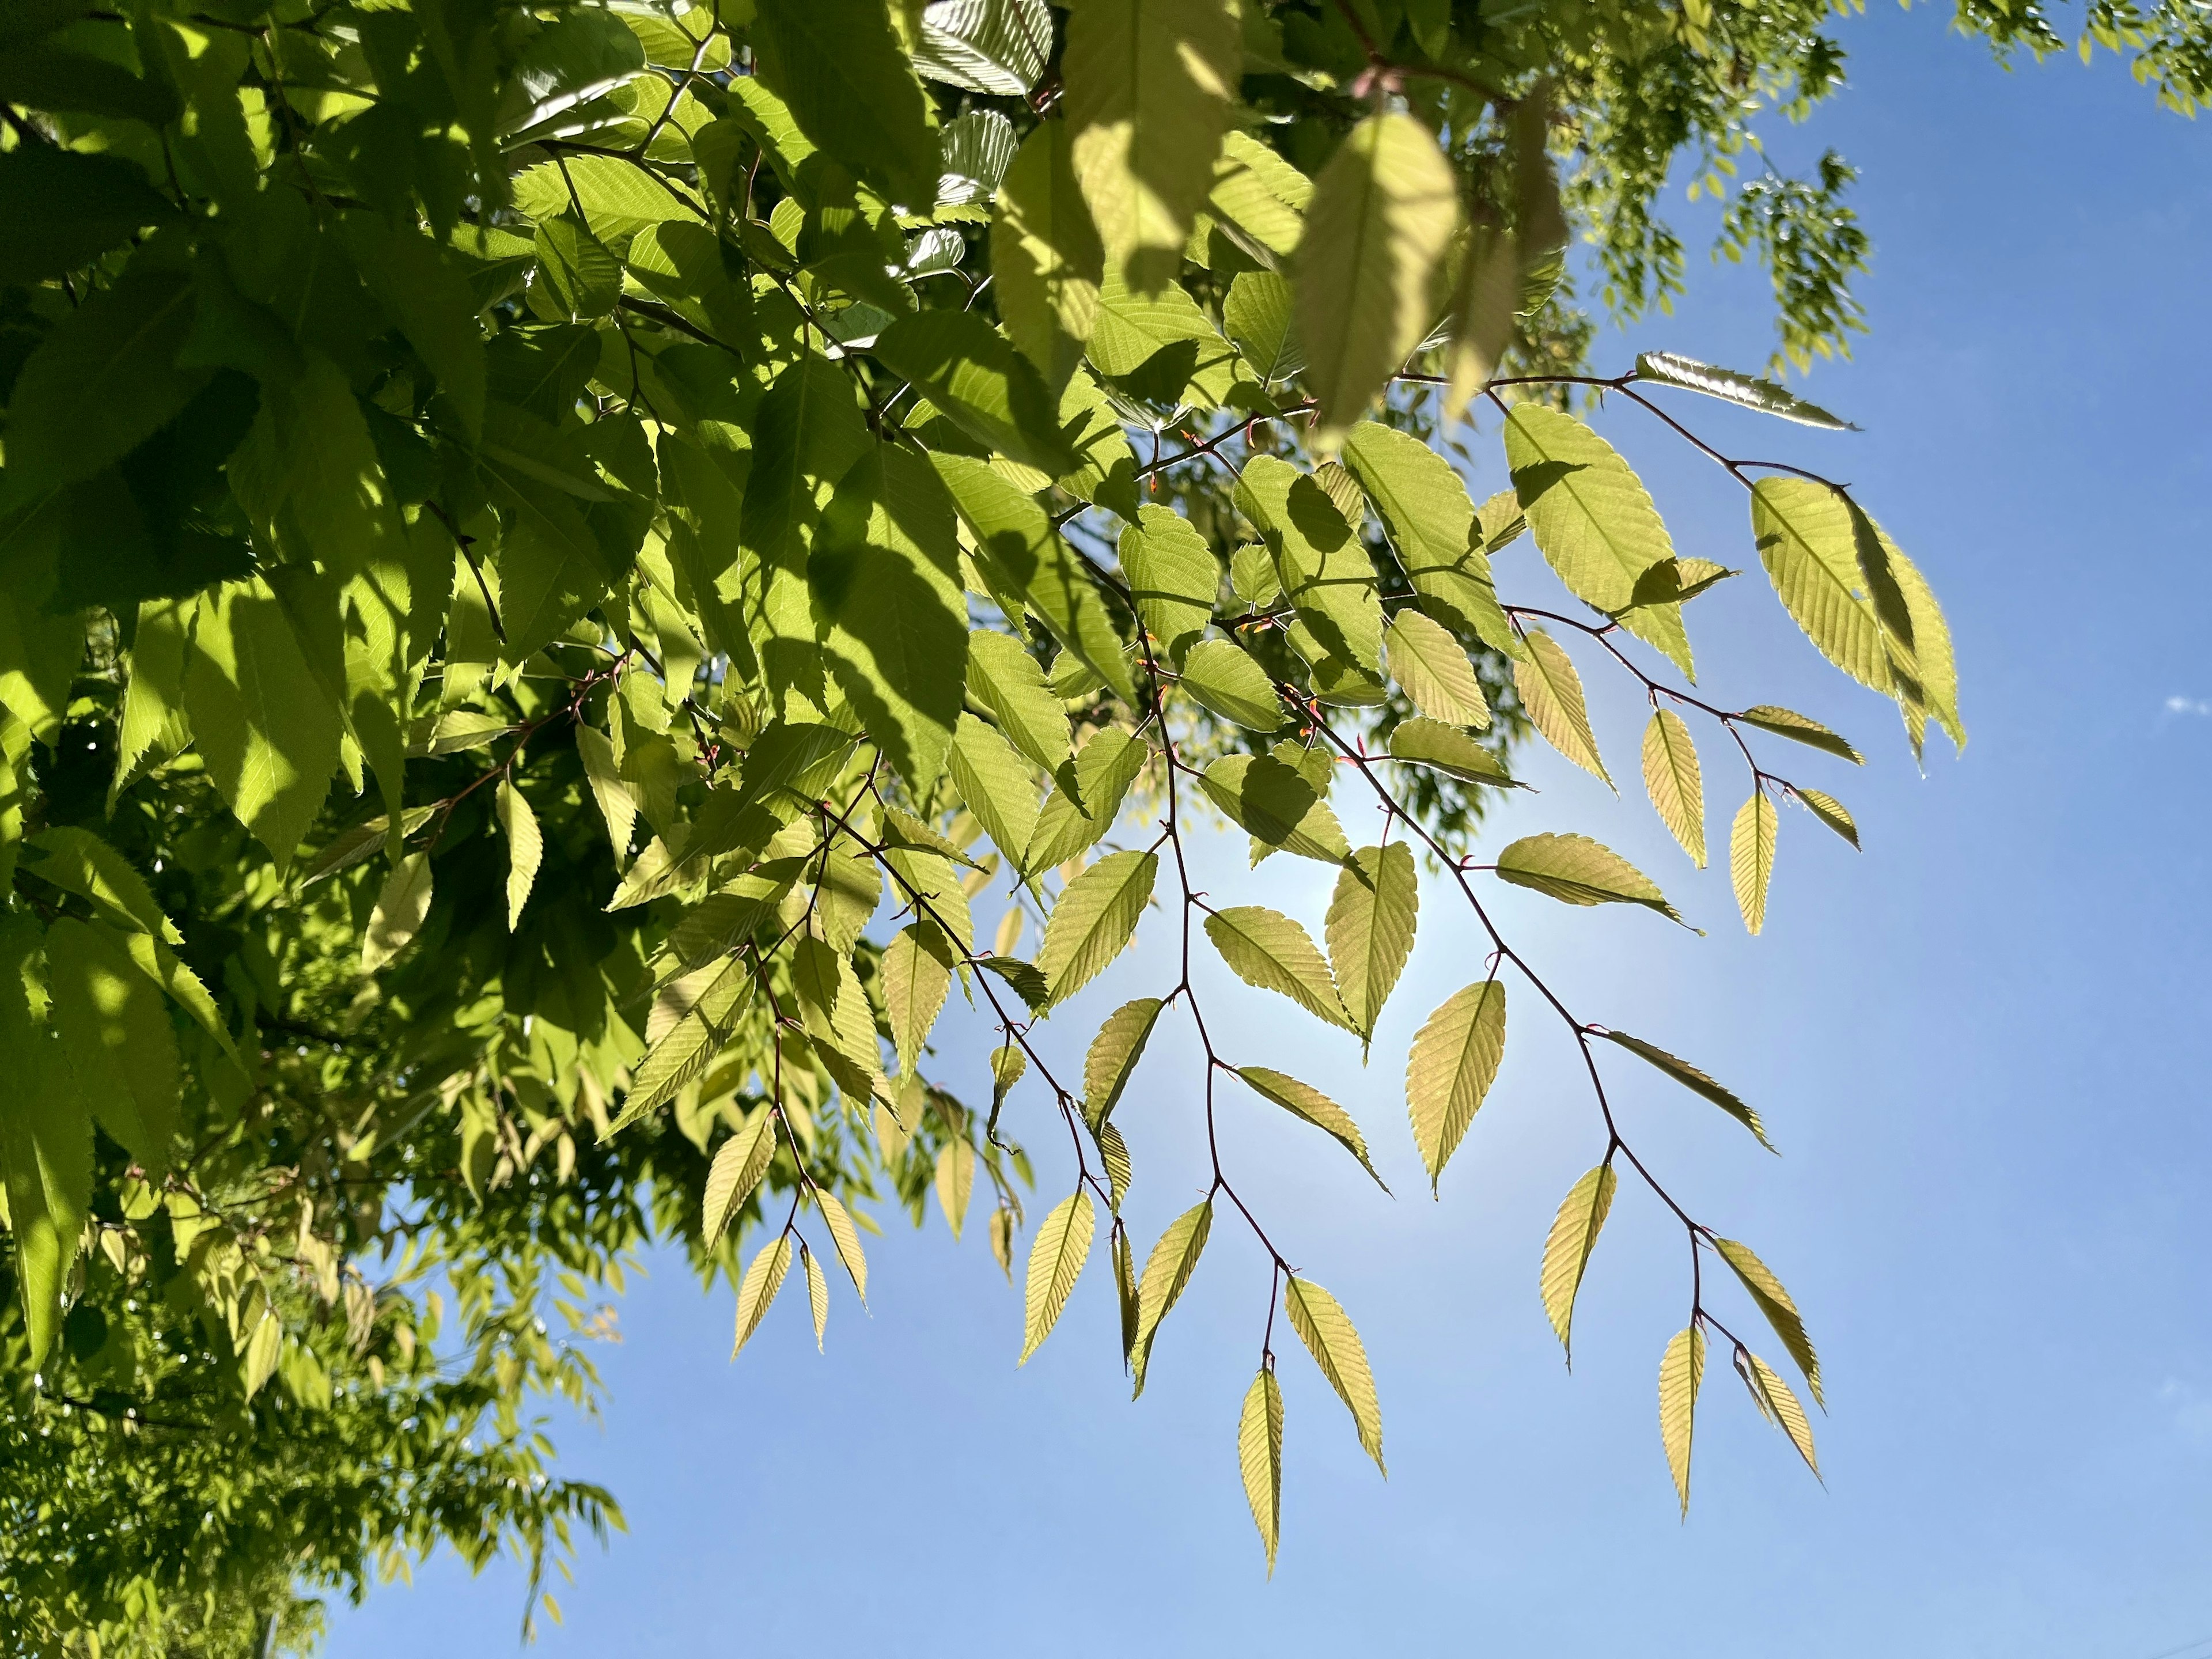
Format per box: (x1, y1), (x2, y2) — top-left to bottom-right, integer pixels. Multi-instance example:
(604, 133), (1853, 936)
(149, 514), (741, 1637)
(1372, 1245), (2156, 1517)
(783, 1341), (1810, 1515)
(1177, 638), (1286, 731)
(873, 309), (1074, 475)
(702, 1111), (777, 1248)
(915, 0), (1052, 96)
(749, 0), (938, 205)
(46, 917), (179, 1178)
(23, 825), (183, 943)
(1063, 0), (1240, 293)
(1234, 454), (1383, 679)
(1794, 787), (1860, 850)
(1597, 1029), (1774, 1152)
(1383, 609), (1490, 728)
(1738, 704), (1862, 764)
(948, 711), (1043, 865)
(1037, 849), (1156, 1004)
(991, 116), (1103, 395)
(1635, 352), (1856, 430)
(1025, 725), (1148, 874)
(0, 916), (88, 1369)
(1122, 504), (1218, 664)
(1748, 478), (1892, 695)
(1503, 403), (1692, 677)
(1325, 843), (1418, 1042)
(1210, 130), (1309, 258)
(1714, 1237), (1822, 1406)
(1386, 717), (1517, 787)
(1239, 1365), (1285, 1576)
(1199, 753), (1350, 867)
(1097, 1119), (1132, 1211)
(1641, 709), (1706, 867)
(1283, 1275), (1384, 1472)
(885, 919), (957, 1076)
(804, 1243), (830, 1351)
(1130, 1198), (1211, 1395)
(1224, 269), (1301, 381)
(732, 1234), (793, 1358)
(361, 853), (433, 974)
(1297, 113), (1459, 443)
(1405, 978), (1505, 1192)
(1729, 790), (1777, 935)
(1202, 906), (1351, 1030)
(1084, 995), (1164, 1128)
(1019, 1188), (1095, 1363)
(815, 1186), (870, 1303)
(1235, 1066), (1387, 1190)
(1885, 533), (1964, 753)
(1340, 421), (1520, 660)
(612, 956), (752, 1133)
(1495, 833), (1681, 922)
(495, 781), (541, 931)
(1540, 1164), (1616, 1363)
(967, 630), (1071, 777)
(935, 1138), (977, 1239)
(1659, 1324), (1706, 1516)
(1739, 1347), (1821, 1477)
(1513, 630), (1610, 785)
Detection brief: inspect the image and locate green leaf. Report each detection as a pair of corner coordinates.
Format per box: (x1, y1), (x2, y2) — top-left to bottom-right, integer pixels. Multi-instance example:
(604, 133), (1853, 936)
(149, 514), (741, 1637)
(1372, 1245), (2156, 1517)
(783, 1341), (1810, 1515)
(936, 1139), (977, 1239)
(1325, 843), (1418, 1043)
(0, 916), (88, 1370)
(1597, 1029), (1774, 1152)
(885, 919), (957, 1076)
(1713, 1237), (1822, 1406)
(361, 853), (434, 974)
(948, 711), (1043, 863)
(1019, 1188), (1096, 1363)
(1738, 704), (1862, 764)
(815, 1185), (869, 1303)
(1382, 609), (1490, 728)
(915, 0), (1053, 96)
(1634, 352), (1856, 430)
(1036, 848), (1156, 1004)
(1885, 532), (1964, 753)
(1297, 113), (1459, 443)
(1130, 1198), (1211, 1395)
(1097, 1119), (1132, 1211)
(1202, 906), (1351, 1030)
(1513, 630), (1610, 785)
(1495, 833), (1681, 922)
(803, 1243), (830, 1351)
(1659, 1324), (1706, 1516)
(1234, 454), (1383, 680)
(702, 1111), (777, 1248)
(46, 917), (180, 1178)
(1641, 709), (1706, 867)
(1113, 1217), (1140, 1357)
(1386, 717), (1517, 787)
(1283, 1275), (1384, 1472)
(0, 146), (180, 287)
(340, 215), (487, 440)
(1025, 725), (1149, 874)
(1063, 0), (1240, 293)
(750, 0), (938, 206)
(1748, 478), (1892, 695)
(1738, 1347), (1821, 1478)
(732, 1234), (794, 1358)
(495, 781), (542, 931)
(1210, 130), (1310, 258)
(1084, 996), (1164, 1128)
(1340, 421), (1521, 660)
(990, 1037), (1028, 1124)
(1122, 504), (1218, 664)
(1234, 1066), (1387, 1190)
(873, 309), (1074, 475)
(992, 118), (1103, 395)
(1239, 1366), (1285, 1576)
(1199, 753), (1350, 866)
(1405, 978), (1505, 1193)
(1176, 638), (1286, 731)
(612, 956), (752, 1134)
(1729, 790), (1777, 935)
(966, 630), (1071, 778)
(23, 825), (183, 944)
(1224, 270), (1301, 381)
(1539, 1164), (1615, 1364)
(1794, 787), (1860, 850)
(1503, 404), (1692, 678)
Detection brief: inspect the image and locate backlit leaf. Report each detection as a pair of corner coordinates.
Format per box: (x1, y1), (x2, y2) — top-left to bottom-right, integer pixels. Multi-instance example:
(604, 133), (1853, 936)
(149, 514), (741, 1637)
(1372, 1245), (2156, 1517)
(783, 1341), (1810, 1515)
(1597, 1029), (1774, 1152)
(1084, 996), (1164, 1127)
(992, 119), (1103, 393)
(1122, 505), (1218, 664)
(1794, 787), (1861, 850)
(1203, 906), (1352, 1030)
(1325, 843), (1418, 1042)
(1234, 1066), (1387, 1190)
(1729, 791), (1778, 935)
(1283, 1275), (1384, 1472)
(1641, 709), (1706, 866)
(885, 919), (957, 1075)
(1036, 849), (1156, 1004)
(1738, 1347), (1821, 1476)
(1540, 1164), (1616, 1363)
(1387, 717), (1517, 787)
(1405, 979), (1505, 1192)
(1495, 833), (1681, 922)
(935, 1138), (977, 1240)
(361, 854), (433, 974)
(702, 1111), (776, 1249)
(1199, 753), (1350, 866)
(1177, 638), (1286, 731)
(803, 1244), (830, 1351)
(1019, 1188), (1095, 1363)
(496, 781), (542, 931)
(732, 1234), (793, 1357)
(1738, 704), (1862, 764)
(751, 0), (938, 205)
(1714, 1237), (1822, 1406)
(967, 630), (1072, 778)
(1382, 610), (1490, 729)
(1749, 478), (1891, 695)
(1659, 1324), (1706, 1516)
(1513, 630), (1610, 786)
(1634, 352), (1857, 430)
(1130, 1199), (1211, 1396)
(1238, 1366), (1285, 1575)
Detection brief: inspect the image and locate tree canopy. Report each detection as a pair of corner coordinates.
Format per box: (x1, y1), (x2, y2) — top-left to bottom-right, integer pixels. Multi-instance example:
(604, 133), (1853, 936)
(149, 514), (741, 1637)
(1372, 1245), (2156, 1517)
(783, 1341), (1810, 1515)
(0, 0), (2196, 1649)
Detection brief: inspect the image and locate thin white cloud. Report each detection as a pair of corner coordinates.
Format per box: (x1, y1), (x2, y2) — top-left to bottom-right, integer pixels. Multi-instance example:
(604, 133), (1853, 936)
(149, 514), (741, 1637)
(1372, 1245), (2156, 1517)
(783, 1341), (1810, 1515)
(2165, 696), (2212, 717)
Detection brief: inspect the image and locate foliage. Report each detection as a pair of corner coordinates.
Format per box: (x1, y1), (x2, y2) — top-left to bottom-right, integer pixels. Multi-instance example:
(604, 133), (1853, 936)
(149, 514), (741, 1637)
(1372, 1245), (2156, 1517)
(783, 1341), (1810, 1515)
(0, 0), (2188, 1645)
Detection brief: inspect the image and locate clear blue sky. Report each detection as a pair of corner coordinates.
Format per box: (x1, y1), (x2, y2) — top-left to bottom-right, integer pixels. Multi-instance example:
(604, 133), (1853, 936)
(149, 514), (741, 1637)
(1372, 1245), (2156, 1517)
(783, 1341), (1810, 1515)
(331, 18), (2212, 1657)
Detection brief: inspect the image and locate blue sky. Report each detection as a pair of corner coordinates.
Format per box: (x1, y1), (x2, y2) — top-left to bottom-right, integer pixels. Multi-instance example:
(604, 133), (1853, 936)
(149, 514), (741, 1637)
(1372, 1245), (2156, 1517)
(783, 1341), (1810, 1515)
(329, 18), (2212, 1658)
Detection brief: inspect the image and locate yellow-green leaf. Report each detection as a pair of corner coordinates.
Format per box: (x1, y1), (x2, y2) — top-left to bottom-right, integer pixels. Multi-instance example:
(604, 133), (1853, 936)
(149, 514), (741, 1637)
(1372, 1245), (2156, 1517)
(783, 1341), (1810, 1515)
(1596, 1029), (1774, 1152)
(1382, 609), (1490, 728)
(1738, 1347), (1821, 1477)
(1097, 1119), (1132, 1211)
(1122, 503), (1218, 664)
(1283, 1275), (1384, 1473)
(935, 1138), (976, 1240)
(1513, 630), (1610, 786)
(1325, 843), (1418, 1043)
(1748, 478), (1891, 695)
(1729, 790), (1777, 935)
(702, 1111), (776, 1248)
(733, 1234), (793, 1358)
(948, 710), (1043, 864)
(1495, 832), (1681, 922)
(1177, 637), (1286, 731)
(1130, 1199), (1211, 1396)
(1713, 1237), (1821, 1406)
(991, 109), (1103, 395)
(1238, 1366), (1285, 1576)
(884, 919), (957, 1075)
(1738, 703), (1862, 764)
(1658, 1324), (1705, 1516)
(1199, 753), (1350, 867)
(1037, 849), (1157, 1004)
(1340, 421), (1521, 658)
(1387, 717), (1517, 787)
(1640, 709), (1706, 866)
(1234, 1066), (1387, 1190)
(1203, 906), (1352, 1030)
(495, 780), (542, 930)
(1084, 995), (1164, 1127)
(802, 1243), (830, 1351)
(1794, 787), (1860, 850)
(361, 852), (433, 974)
(1539, 1163), (1615, 1362)
(1405, 978), (1505, 1193)
(814, 1185), (869, 1304)
(967, 629), (1073, 778)
(1019, 1188), (1096, 1363)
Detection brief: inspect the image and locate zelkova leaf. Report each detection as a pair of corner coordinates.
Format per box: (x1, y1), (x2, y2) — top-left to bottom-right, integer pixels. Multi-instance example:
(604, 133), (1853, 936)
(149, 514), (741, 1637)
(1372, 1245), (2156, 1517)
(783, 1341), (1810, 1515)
(1503, 403), (1693, 678)
(967, 630), (1072, 779)
(1714, 1237), (1823, 1406)
(1495, 834), (1683, 923)
(1025, 725), (1149, 874)
(1641, 709), (1707, 867)
(749, 0), (937, 206)
(1283, 1276), (1384, 1473)
(1795, 787), (1861, 850)
(1325, 843), (1419, 1042)
(873, 309), (1074, 476)
(1199, 753), (1351, 867)
(495, 781), (542, 931)
(1122, 505), (1219, 664)
(1749, 478), (1892, 695)
(1234, 1067), (1388, 1191)
(1737, 704), (1863, 764)
(1739, 1347), (1821, 1478)
(1097, 1120), (1132, 1211)
(1387, 717), (1518, 787)
(732, 1235), (794, 1358)
(993, 118), (1104, 395)
(885, 920), (957, 1076)
(804, 1245), (830, 1352)
(1130, 1199), (1212, 1396)
(1018, 1188), (1096, 1364)
(1177, 638), (1287, 731)
(1037, 849), (1156, 1005)
(915, 0), (1052, 96)
(611, 957), (752, 1134)
(1084, 996), (1164, 1127)
(1297, 113), (1459, 444)
(1596, 1030), (1775, 1152)
(948, 711), (1042, 863)
(1634, 352), (1858, 430)
(1063, 0), (1240, 294)
(361, 854), (433, 974)
(1341, 421), (1524, 661)
(46, 918), (179, 1179)
(1203, 907), (1353, 1031)
(1382, 610), (1491, 729)
(1885, 534), (1965, 753)
(1540, 1164), (1616, 1363)
(1729, 790), (1778, 935)
(1405, 979), (1506, 1193)
(702, 1112), (777, 1249)
(1239, 1366), (1286, 1577)
(1513, 630), (1611, 785)
(936, 1138), (977, 1240)
(1659, 1324), (1706, 1516)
